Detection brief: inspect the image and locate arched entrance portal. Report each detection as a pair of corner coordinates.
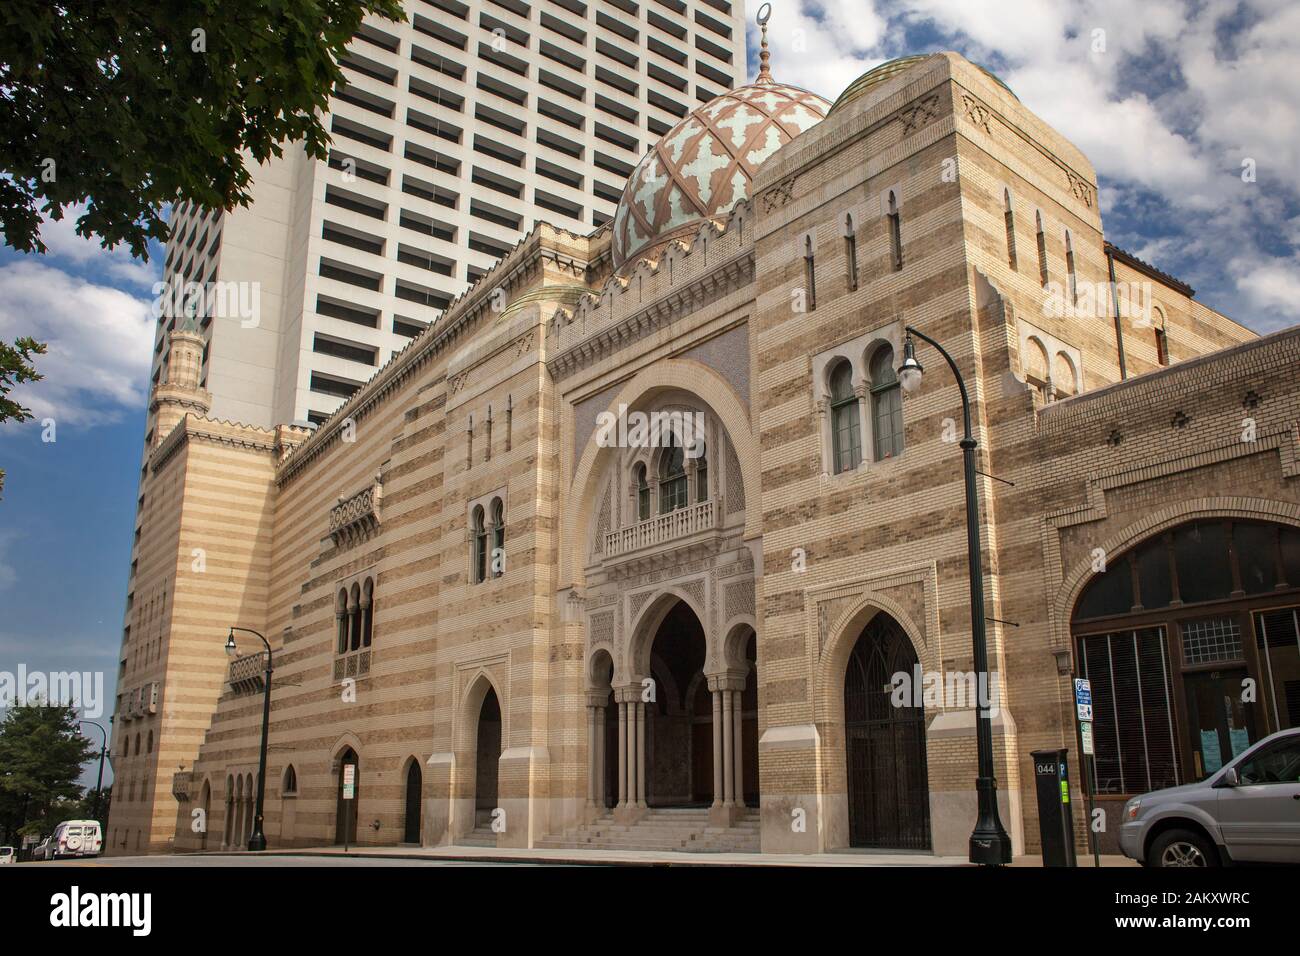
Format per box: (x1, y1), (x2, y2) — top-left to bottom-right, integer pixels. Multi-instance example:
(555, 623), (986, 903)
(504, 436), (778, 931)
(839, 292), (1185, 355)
(646, 600), (710, 807)
(403, 759), (422, 844)
(844, 613), (931, 850)
(474, 688), (502, 828)
(334, 748), (359, 845)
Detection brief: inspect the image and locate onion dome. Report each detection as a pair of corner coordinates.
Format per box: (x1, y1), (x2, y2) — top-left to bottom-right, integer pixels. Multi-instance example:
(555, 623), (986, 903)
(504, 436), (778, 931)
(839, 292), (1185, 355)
(610, 17), (830, 272)
(829, 54), (1018, 116)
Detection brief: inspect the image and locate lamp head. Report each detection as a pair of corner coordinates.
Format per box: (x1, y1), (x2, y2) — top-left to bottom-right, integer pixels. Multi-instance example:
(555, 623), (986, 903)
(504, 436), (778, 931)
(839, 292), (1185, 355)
(224, 629), (238, 656)
(898, 335), (924, 394)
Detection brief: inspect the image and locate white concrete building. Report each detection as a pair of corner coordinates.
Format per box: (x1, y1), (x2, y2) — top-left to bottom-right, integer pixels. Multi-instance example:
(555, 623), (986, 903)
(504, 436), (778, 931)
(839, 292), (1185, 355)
(147, 0), (746, 432)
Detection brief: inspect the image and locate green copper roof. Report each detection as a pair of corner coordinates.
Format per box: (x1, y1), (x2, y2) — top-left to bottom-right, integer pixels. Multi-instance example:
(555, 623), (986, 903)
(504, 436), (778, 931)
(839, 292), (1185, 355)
(828, 54), (1018, 116)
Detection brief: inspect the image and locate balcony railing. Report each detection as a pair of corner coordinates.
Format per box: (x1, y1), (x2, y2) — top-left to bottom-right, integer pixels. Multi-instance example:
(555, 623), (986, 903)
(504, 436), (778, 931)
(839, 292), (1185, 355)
(332, 649), (372, 682)
(227, 651), (267, 694)
(604, 499), (716, 558)
(171, 770), (192, 802)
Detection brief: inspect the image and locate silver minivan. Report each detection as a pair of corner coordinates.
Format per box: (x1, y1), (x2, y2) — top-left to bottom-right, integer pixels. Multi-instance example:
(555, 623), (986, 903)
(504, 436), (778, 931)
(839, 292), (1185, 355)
(1119, 727), (1300, 866)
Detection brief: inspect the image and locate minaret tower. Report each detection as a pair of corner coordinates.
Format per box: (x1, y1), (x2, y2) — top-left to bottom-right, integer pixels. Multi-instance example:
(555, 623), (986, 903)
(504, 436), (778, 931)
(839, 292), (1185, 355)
(150, 315), (211, 447)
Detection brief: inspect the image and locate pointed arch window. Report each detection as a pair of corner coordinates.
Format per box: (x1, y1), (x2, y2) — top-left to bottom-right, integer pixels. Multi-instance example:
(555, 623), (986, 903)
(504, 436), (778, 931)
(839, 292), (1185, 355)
(283, 765), (298, 796)
(490, 497), (505, 578)
(336, 589), (349, 654)
(471, 505), (487, 584)
(695, 439), (708, 502)
(887, 191), (903, 271)
(658, 436), (688, 513)
(803, 235), (817, 310)
(870, 345), (904, 460)
(361, 578), (374, 647)
(1003, 190), (1018, 270)
(349, 583), (362, 651)
(829, 359), (862, 474)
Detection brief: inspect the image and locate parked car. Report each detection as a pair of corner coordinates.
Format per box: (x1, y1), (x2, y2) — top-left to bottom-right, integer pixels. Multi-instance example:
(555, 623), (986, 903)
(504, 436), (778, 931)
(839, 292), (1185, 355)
(1119, 727), (1300, 866)
(32, 837), (54, 861)
(0, 846), (14, 865)
(48, 820), (102, 860)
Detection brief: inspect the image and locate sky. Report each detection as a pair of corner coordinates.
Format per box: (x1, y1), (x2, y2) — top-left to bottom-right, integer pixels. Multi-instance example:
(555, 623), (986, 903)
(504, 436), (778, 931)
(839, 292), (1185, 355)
(2, 0), (1298, 790)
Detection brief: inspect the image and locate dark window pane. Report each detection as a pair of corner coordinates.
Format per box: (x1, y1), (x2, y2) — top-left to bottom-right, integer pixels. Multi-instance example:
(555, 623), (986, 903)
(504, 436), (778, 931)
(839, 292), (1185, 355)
(1174, 521), (1232, 603)
(1234, 522), (1278, 594)
(1281, 527), (1300, 586)
(1134, 537), (1172, 610)
(1075, 557), (1135, 620)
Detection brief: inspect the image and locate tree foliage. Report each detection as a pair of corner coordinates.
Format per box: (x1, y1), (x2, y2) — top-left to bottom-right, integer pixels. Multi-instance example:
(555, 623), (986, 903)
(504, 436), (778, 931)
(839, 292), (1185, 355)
(0, 0), (405, 258)
(0, 704), (97, 839)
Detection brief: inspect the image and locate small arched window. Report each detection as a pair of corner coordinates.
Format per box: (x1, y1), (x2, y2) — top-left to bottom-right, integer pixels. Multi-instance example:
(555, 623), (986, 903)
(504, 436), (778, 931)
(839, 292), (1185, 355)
(490, 497), (505, 578)
(803, 235), (817, 310)
(147, 730), (153, 754)
(361, 578), (374, 647)
(1053, 352), (1078, 398)
(658, 435), (688, 513)
(134, 733), (141, 756)
(869, 345), (904, 460)
(471, 505), (487, 584)
(1035, 211), (1049, 286)
(283, 765), (298, 796)
(1154, 308), (1169, 366)
(1003, 190), (1017, 270)
(1065, 230), (1078, 305)
(887, 191), (903, 271)
(828, 360), (862, 474)
(349, 583), (362, 651)
(844, 215), (858, 290)
(635, 463), (650, 521)
(694, 439), (708, 503)
(336, 589), (349, 654)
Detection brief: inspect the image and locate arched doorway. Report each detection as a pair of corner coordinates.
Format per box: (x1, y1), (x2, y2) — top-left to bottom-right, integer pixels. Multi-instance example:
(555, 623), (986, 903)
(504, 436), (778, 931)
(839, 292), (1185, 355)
(334, 748), (359, 845)
(646, 600), (710, 807)
(474, 688), (502, 828)
(404, 759), (422, 844)
(223, 776), (234, 848)
(844, 613), (931, 850)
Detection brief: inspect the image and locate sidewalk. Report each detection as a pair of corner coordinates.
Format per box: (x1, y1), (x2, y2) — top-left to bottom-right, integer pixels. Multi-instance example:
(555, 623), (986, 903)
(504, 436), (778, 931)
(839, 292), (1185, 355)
(207, 843), (1136, 867)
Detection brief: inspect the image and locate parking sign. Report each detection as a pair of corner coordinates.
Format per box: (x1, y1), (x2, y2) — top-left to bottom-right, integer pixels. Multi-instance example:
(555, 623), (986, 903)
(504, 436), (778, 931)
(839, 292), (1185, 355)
(1074, 678), (1093, 722)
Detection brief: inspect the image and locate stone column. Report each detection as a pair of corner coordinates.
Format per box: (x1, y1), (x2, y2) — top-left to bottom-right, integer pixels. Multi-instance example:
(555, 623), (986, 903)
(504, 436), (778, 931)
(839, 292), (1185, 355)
(635, 701), (647, 808)
(854, 383), (870, 469)
(594, 705), (606, 810)
(617, 701), (627, 808)
(586, 706), (597, 808)
(723, 689), (735, 807)
(732, 690), (744, 809)
(710, 686), (724, 810)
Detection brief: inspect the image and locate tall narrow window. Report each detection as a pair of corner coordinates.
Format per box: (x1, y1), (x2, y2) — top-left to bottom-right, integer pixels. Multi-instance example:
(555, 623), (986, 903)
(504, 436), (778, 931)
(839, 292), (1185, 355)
(1003, 190), (1017, 270)
(1036, 211), (1049, 287)
(484, 406), (493, 462)
(1065, 230), (1078, 306)
(828, 360), (862, 474)
(658, 435), (688, 513)
(471, 505), (487, 584)
(870, 345), (904, 460)
(505, 395), (513, 451)
(361, 578), (374, 646)
(349, 583), (362, 651)
(1155, 326), (1169, 366)
(490, 497), (505, 578)
(466, 415), (473, 469)
(336, 589), (349, 654)
(635, 463), (649, 520)
(844, 215), (858, 291)
(803, 235), (817, 310)
(695, 440), (708, 502)
(887, 191), (903, 271)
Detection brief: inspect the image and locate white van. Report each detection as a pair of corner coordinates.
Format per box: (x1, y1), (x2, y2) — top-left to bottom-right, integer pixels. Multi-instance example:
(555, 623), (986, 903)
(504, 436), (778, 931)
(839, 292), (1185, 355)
(0, 846), (14, 865)
(50, 820), (102, 859)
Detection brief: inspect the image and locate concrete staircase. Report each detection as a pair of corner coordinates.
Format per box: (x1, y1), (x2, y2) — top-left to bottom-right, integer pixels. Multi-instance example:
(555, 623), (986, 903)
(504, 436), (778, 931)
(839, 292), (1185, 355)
(537, 807), (760, 854)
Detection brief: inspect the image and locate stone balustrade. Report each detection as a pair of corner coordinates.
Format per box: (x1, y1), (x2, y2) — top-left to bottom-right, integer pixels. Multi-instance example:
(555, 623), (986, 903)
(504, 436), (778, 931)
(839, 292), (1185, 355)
(605, 499), (716, 558)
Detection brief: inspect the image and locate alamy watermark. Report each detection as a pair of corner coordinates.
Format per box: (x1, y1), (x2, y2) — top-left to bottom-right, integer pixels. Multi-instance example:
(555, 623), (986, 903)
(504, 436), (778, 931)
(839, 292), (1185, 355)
(890, 665), (1001, 718)
(594, 404), (706, 458)
(1043, 280), (1156, 325)
(151, 276), (261, 328)
(0, 665), (105, 718)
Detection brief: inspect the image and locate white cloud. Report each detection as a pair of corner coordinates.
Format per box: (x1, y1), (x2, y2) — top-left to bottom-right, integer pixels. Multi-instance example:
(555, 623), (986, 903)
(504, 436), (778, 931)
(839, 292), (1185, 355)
(35, 209), (163, 288)
(0, 260), (154, 425)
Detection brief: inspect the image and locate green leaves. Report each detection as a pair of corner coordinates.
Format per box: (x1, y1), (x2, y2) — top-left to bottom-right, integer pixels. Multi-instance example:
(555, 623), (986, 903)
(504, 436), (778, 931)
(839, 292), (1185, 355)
(0, 0), (407, 260)
(0, 336), (46, 424)
(0, 705), (97, 839)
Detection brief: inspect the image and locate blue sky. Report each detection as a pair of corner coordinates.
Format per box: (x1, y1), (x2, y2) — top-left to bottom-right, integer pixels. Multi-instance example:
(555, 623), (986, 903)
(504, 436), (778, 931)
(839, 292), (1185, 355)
(3, 0), (1298, 790)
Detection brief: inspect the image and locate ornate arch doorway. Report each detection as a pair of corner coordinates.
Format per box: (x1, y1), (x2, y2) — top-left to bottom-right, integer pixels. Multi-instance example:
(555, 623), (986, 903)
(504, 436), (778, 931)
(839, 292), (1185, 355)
(646, 600), (710, 807)
(334, 748), (359, 845)
(474, 688), (502, 828)
(844, 613), (931, 850)
(403, 759), (422, 844)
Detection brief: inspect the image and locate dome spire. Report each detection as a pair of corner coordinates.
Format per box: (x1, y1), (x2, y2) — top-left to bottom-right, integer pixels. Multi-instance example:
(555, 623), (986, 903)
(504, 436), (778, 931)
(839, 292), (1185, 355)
(756, 3), (774, 85)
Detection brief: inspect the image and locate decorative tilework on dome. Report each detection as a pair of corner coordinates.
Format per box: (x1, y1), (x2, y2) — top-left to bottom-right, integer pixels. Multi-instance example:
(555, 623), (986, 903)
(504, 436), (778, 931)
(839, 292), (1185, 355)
(611, 82), (830, 271)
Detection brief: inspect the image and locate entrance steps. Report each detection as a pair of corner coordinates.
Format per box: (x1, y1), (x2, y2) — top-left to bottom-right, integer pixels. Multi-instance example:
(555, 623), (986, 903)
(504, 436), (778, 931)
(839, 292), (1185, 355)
(459, 826), (497, 847)
(537, 807), (760, 853)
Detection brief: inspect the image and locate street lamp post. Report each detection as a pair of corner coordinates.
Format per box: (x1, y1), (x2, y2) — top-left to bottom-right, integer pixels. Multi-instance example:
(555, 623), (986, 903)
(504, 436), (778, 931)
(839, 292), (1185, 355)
(79, 720), (108, 822)
(898, 326), (1012, 866)
(225, 626), (273, 851)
